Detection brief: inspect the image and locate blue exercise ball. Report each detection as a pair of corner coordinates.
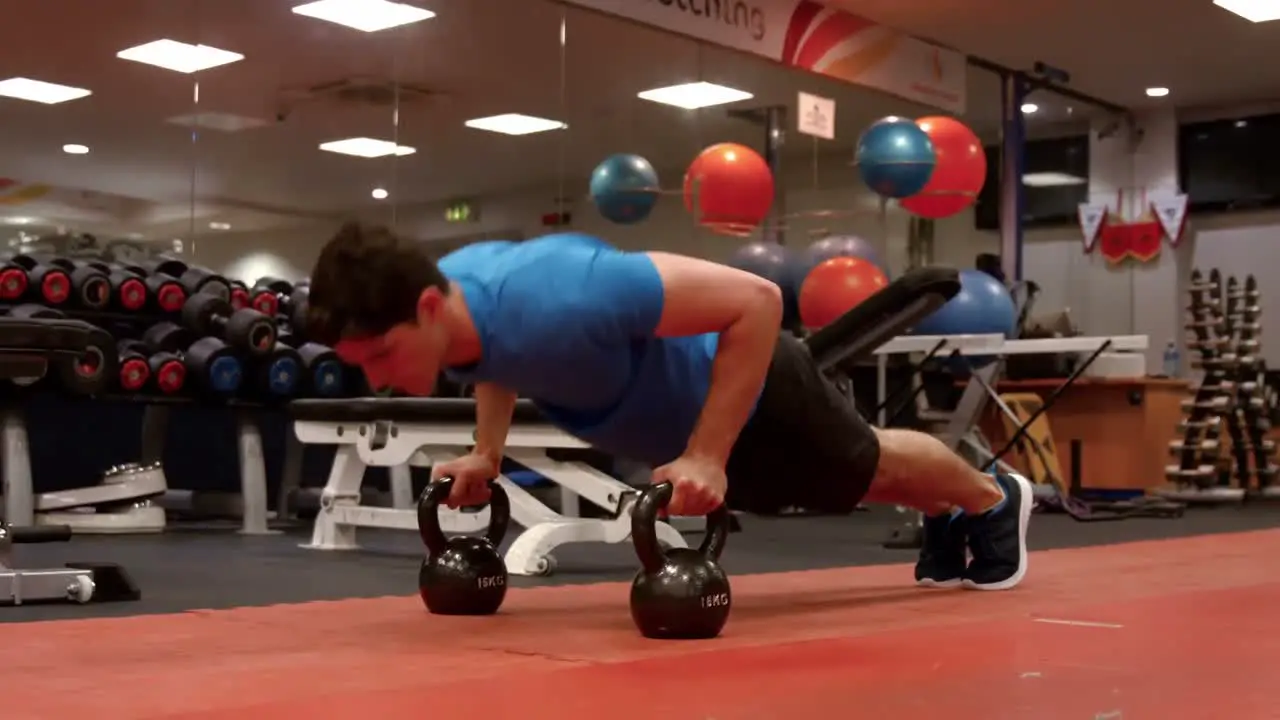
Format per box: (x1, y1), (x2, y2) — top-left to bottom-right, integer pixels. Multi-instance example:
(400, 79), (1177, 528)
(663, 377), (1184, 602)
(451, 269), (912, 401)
(798, 234), (888, 278)
(855, 117), (937, 199)
(589, 153), (659, 225)
(728, 241), (801, 327)
(913, 269), (1016, 337)
(912, 269), (1015, 371)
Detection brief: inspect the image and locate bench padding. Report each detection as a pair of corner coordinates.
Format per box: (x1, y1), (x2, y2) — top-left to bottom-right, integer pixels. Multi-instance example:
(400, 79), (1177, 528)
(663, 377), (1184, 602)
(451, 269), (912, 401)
(804, 266), (961, 369)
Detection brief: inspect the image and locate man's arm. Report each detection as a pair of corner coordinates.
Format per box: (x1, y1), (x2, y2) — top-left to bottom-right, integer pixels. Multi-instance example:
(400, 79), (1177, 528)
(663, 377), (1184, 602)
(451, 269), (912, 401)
(647, 252), (783, 466)
(473, 381), (518, 467)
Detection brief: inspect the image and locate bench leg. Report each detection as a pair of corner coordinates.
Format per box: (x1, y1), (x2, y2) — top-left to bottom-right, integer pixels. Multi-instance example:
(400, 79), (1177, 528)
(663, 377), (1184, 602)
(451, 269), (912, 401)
(236, 411), (278, 535)
(303, 446), (366, 550)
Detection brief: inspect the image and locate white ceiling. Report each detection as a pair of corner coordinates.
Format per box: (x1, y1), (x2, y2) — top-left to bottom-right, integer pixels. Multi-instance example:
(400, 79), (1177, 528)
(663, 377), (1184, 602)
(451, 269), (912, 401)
(0, 0), (1160, 243)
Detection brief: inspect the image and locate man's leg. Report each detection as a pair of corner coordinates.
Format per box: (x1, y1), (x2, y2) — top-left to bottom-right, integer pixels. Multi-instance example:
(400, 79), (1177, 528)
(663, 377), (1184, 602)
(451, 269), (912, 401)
(863, 427), (1033, 591)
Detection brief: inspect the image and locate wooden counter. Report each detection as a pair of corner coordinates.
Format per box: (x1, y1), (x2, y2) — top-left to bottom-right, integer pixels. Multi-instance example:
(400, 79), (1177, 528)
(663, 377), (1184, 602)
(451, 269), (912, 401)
(978, 377), (1190, 491)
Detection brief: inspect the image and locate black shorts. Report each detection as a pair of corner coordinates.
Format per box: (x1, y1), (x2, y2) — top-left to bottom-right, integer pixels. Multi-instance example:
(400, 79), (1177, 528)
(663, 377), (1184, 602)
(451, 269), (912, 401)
(724, 332), (880, 515)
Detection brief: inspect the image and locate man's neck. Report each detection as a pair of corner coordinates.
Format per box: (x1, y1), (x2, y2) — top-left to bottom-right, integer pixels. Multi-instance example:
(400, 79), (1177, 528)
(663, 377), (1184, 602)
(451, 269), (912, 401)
(441, 282), (482, 367)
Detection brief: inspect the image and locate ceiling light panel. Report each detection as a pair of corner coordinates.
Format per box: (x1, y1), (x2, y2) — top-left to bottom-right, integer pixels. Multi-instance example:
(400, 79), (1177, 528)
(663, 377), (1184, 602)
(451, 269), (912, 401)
(0, 77), (92, 104)
(117, 40), (244, 74)
(637, 82), (753, 110)
(1213, 0), (1280, 22)
(319, 137), (417, 158)
(292, 0), (436, 32)
(464, 114), (567, 136)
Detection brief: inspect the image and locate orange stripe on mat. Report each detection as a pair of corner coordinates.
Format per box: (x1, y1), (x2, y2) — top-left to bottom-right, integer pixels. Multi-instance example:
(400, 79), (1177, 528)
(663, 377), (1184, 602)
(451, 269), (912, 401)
(2, 530), (1276, 720)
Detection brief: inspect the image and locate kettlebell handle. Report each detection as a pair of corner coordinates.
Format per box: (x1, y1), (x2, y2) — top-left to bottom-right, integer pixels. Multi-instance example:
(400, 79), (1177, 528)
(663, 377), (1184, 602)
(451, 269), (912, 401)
(417, 477), (511, 555)
(630, 482), (731, 575)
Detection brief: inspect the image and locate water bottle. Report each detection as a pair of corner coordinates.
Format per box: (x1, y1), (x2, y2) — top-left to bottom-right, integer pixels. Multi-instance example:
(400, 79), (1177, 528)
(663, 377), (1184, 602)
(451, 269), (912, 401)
(1162, 340), (1181, 378)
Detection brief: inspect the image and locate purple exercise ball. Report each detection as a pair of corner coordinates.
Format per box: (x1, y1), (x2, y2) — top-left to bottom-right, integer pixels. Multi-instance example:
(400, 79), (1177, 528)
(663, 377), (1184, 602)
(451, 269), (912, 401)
(798, 235), (888, 280)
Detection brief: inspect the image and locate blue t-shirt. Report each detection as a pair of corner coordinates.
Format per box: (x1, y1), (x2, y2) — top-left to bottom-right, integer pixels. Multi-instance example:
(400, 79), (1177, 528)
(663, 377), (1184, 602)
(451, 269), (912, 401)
(437, 233), (722, 465)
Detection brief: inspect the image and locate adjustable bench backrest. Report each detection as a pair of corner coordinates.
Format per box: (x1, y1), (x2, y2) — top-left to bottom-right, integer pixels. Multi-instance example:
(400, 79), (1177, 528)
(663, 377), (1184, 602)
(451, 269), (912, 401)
(804, 267), (961, 372)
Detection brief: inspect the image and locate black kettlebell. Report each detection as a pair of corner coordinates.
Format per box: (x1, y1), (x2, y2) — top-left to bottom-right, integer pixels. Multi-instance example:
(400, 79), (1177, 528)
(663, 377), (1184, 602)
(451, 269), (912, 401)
(417, 477), (511, 616)
(629, 482), (732, 640)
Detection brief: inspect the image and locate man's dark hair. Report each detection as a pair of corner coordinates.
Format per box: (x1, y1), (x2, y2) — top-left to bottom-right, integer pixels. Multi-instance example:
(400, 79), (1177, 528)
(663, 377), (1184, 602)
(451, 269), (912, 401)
(305, 222), (450, 345)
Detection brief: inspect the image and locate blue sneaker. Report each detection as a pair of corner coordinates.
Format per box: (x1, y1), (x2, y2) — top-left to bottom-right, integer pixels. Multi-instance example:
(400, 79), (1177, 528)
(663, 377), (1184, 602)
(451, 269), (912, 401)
(962, 472), (1033, 590)
(914, 512), (968, 588)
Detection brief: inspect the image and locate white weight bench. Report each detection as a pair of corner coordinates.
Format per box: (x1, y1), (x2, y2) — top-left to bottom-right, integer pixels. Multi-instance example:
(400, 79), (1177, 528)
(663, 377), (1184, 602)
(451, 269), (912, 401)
(289, 397), (691, 576)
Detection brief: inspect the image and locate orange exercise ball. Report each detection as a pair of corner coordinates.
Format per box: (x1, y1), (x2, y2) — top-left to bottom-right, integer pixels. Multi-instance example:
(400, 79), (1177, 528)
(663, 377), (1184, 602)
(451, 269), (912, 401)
(799, 256), (889, 329)
(683, 143), (774, 233)
(899, 116), (987, 220)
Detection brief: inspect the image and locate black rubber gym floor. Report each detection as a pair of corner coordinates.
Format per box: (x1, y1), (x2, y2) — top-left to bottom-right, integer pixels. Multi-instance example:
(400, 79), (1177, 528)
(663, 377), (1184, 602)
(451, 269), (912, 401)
(4, 504), (1278, 623)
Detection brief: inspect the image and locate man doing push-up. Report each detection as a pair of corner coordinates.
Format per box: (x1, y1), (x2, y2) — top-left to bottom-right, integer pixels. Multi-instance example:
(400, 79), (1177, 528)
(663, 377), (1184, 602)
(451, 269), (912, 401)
(305, 224), (1032, 590)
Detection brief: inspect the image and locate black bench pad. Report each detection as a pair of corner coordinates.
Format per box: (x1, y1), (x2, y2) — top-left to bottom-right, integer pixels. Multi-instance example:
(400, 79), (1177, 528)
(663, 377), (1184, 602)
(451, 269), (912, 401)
(804, 266), (961, 367)
(292, 397), (547, 424)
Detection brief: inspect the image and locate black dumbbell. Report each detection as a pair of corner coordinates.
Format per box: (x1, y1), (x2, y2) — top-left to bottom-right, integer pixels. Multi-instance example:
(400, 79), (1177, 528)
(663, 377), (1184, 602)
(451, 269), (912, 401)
(144, 257), (189, 279)
(7, 303), (65, 319)
(146, 273), (186, 312)
(91, 262), (149, 312)
(249, 276), (294, 317)
(46, 258), (111, 310)
(184, 336), (243, 395)
(228, 280), (251, 311)
(278, 286), (310, 340)
(148, 351), (187, 395)
(250, 343), (303, 399)
(181, 293), (277, 356)
(298, 342), (345, 397)
(7, 254), (71, 305)
(178, 266), (231, 301)
(115, 340), (152, 393)
(0, 258), (29, 301)
(141, 321), (194, 354)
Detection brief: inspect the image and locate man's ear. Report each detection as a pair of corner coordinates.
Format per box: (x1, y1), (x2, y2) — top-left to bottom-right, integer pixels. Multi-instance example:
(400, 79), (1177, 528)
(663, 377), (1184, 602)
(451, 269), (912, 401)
(416, 286), (446, 323)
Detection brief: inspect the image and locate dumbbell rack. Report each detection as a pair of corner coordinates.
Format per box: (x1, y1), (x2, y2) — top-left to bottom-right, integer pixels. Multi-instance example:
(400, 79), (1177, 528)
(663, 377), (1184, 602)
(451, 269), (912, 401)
(1164, 269), (1243, 503)
(1227, 275), (1280, 497)
(1162, 269), (1279, 503)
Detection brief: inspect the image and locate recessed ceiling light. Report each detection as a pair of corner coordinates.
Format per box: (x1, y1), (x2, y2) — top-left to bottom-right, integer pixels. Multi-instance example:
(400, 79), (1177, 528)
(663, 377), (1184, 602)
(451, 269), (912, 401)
(1213, 0), (1280, 22)
(637, 82), (753, 110)
(371, 188), (389, 200)
(318, 137), (417, 158)
(292, 0), (436, 32)
(464, 114), (567, 136)
(1020, 103), (1038, 114)
(116, 40), (244, 74)
(0, 77), (91, 105)
(1145, 87), (1170, 98)
(62, 144), (90, 155)
(1023, 172), (1087, 188)
(209, 222), (231, 230)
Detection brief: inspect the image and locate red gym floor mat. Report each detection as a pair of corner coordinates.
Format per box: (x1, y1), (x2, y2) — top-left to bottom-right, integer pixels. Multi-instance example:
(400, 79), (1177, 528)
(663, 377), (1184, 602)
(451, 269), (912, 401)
(3, 530), (1276, 720)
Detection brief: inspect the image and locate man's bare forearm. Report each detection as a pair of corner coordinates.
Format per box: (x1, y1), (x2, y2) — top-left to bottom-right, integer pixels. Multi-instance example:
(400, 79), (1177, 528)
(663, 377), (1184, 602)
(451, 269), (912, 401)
(473, 382), (518, 466)
(683, 299), (781, 466)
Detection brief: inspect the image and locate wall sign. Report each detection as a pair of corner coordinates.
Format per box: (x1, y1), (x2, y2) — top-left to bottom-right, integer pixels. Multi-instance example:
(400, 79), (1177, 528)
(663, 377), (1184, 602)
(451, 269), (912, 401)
(797, 91), (835, 139)
(561, 0), (967, 113)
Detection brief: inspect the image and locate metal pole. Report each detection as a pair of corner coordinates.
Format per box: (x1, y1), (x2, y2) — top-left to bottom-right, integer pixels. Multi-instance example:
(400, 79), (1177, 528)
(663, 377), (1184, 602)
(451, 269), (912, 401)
(763, 105), (787, 246)
(998, 72), (1029, 282)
